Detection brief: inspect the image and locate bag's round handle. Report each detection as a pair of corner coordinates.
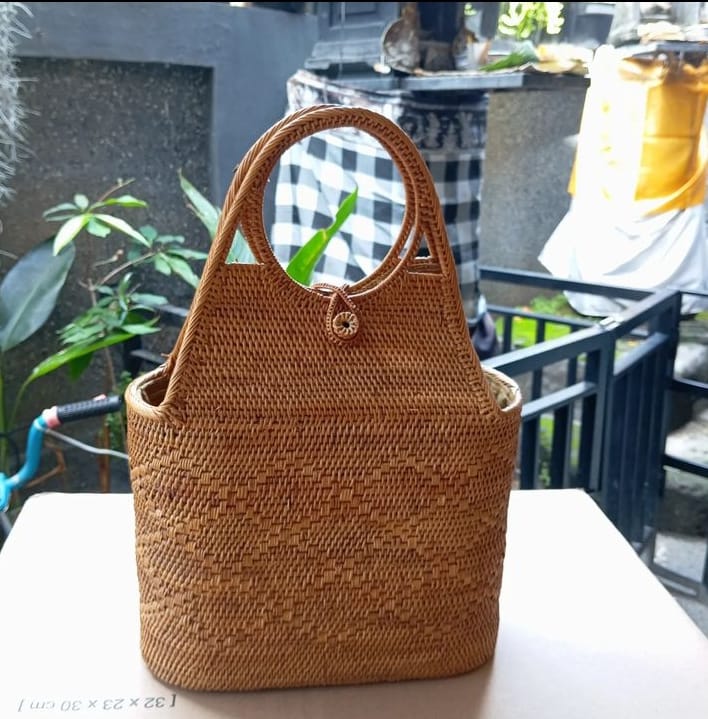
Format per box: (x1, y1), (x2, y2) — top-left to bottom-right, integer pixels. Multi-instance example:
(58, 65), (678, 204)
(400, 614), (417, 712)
(161, 106), (460, 413)
(166, 105), (417, 365)
(210, 105), (457, 293)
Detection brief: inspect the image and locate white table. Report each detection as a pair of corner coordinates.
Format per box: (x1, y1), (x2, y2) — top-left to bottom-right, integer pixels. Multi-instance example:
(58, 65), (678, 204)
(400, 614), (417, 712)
(1, 490), (707, 718)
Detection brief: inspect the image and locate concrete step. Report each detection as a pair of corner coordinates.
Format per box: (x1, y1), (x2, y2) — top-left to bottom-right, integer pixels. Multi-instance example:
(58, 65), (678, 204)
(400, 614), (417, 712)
(649, 532), (708, 637)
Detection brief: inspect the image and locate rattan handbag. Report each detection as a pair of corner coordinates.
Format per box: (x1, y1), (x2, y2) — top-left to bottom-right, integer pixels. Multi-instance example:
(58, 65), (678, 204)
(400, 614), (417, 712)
(125, 105), (522, 692)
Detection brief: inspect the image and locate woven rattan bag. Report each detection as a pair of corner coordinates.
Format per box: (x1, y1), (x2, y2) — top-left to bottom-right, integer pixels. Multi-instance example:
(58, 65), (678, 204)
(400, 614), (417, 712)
(125, 105), (522, 692)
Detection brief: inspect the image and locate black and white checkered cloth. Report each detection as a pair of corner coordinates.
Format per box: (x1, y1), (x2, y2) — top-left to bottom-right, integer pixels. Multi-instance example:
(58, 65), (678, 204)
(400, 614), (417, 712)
(270, 70), (488, 320)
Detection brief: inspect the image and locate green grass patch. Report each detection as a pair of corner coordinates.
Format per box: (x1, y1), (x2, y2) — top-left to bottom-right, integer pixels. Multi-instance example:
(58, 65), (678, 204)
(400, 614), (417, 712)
(495, 316), (572, 349)
(528, 294), (578, 317)
(494, 294), (583, 350)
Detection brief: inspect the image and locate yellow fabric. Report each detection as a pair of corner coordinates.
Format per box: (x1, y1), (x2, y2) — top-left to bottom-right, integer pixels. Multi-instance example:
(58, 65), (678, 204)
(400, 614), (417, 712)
(570, 46), (708, 216)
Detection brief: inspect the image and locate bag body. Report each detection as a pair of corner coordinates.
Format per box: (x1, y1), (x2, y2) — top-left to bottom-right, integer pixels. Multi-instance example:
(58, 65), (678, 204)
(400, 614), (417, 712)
(126, 106), (521, 691)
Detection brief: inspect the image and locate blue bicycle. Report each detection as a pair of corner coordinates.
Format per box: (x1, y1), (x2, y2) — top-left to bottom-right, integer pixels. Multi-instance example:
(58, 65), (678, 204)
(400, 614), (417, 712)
(0, 395), (124, 544)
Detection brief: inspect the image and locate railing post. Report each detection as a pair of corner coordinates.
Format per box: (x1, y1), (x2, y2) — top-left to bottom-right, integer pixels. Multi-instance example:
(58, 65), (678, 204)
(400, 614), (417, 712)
(580, 332), (614, 495)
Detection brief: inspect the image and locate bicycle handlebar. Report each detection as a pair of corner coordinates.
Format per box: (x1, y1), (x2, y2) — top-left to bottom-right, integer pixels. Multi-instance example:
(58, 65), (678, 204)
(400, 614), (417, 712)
(1, 395), (123, 513)
(43, 395), (124, 427)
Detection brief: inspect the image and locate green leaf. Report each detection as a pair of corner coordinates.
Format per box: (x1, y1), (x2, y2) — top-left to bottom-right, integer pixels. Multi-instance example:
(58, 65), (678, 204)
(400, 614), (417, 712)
(131, 292), (168, 307)
(155, 234), (185, 245)
(43, 202), (79, 218)
(27, 332), (135, 383)
(179, 171), (255, 264)
(60, 325), (102, 346)
(53, 214), (91, 254)
(73, 194), (89, 210)
(86, 217), (112, 238)
(100, 195), (148, 208)
(60, 321), (110, 346)
(44, 213), (80, 222)
(329, 186), (358, 237)
(179, 171), (220, 237)
(479, 47), (538, 72)
(164, 254), (200, 288)
(67, 352), (94, 380)
(93, 214), (150, 246)
(138, 225), (158, 244)
(153, 254), (172, 275)
(120, 323), (159, 335)
(117, 273), (132, 292)
(0, 239), (75, 353)
(123, 308), (153, 323)
(166, 247), (208, 260)
(226, 229), (255, 264)
(286, 186), (358, 286)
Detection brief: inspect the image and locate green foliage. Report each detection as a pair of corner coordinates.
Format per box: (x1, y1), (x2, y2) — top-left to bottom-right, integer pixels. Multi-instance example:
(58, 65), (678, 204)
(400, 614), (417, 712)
(495, 315), (570, 349)
(0, 180), (208, 474)
(44, 193), (148, 254)
(0, 238), (75, 353)
(134, 224), (206, 288)
(529, 293), (576, 317)
(180, 173), (357, 283)
(287, 187), (358, 286)
(64, 278), (162, 343)
(178, 172), (219, 237)
(479, 45), (538, 72)
(0, 237), (75, 470)
(497, 2), (564, 41)
(179, 172), (253, 264)
(37, 183), (206, 384)
(27, 331), (136, 385)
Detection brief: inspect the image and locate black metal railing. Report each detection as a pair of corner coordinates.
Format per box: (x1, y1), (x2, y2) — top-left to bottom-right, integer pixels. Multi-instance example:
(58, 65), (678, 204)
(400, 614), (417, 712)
(480, 269), (680, 538)
(479, 265), (706, 595)
(662, 357), (708, 596)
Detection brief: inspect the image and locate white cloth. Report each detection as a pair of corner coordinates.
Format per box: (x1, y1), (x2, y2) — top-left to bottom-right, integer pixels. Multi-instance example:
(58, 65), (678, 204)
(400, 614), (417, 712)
(539, 200), (708, 316)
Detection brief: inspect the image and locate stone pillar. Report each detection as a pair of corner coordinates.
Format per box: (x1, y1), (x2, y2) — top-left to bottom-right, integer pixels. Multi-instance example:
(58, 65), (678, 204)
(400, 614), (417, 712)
(479, 88), (587, 308)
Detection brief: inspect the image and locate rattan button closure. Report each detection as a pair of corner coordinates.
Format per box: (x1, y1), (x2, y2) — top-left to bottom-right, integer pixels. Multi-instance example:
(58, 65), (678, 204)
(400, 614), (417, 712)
(313, 282), (360, 345)
(332, 310), (359, 340)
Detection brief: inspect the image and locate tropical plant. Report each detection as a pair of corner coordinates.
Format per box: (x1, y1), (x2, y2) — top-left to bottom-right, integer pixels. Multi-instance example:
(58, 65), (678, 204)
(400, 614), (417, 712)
(0, 181), (208, 472)
(31, 183), (207, 390)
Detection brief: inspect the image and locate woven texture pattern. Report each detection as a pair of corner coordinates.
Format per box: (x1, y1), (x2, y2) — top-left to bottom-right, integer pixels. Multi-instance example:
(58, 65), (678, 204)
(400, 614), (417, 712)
(126, 106), (522, 692)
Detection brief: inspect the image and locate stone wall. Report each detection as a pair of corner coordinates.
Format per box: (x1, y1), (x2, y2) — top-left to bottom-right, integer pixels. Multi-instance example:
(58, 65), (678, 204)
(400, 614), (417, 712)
(479, 87), (587, 308)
